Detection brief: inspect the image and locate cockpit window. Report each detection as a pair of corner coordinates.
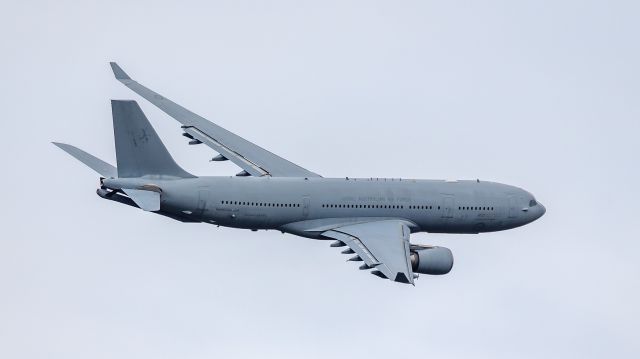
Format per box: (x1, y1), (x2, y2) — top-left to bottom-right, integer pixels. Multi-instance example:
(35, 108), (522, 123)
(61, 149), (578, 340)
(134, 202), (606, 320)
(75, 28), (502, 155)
(529, 199), (537, 207)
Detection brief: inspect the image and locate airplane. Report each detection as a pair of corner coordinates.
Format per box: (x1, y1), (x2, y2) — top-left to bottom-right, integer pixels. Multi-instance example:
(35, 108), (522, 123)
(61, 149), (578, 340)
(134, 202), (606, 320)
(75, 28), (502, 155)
(53, 62), (546, 285)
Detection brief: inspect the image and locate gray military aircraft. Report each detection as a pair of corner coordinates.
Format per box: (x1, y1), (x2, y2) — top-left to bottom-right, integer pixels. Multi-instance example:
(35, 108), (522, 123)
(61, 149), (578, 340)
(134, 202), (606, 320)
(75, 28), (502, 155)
(53, 62), (545, 285)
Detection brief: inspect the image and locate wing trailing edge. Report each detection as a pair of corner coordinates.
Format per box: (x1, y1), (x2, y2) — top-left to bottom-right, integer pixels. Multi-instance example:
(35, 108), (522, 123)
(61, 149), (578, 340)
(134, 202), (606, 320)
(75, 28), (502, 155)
(321, 220), (416, 285)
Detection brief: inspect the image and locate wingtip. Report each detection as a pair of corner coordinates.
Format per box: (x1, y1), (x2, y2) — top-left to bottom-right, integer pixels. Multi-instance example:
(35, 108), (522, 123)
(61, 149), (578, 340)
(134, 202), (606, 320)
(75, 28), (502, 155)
(109, 62), (131, 80)
(52, 142), (75, 152)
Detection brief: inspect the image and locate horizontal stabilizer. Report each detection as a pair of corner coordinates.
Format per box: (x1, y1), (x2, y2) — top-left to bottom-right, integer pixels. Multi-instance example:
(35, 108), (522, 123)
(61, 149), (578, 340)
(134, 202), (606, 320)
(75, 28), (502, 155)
(122, 189), (160, 211)
(53, 142), (117, 178)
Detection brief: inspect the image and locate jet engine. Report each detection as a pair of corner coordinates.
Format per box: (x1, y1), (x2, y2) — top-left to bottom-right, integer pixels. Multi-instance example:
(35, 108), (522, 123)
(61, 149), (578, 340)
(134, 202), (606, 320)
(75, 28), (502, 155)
(410, 247), (454, 275)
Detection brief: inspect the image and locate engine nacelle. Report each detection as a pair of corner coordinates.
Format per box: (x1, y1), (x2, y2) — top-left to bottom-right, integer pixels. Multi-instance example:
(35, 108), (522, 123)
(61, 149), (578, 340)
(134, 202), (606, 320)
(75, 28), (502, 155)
(411, 247), (454, 275)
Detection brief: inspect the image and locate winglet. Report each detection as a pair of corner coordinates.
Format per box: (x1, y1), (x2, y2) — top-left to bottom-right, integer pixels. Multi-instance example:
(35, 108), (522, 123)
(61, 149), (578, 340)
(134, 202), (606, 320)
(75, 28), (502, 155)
(110, 62), (131, 80)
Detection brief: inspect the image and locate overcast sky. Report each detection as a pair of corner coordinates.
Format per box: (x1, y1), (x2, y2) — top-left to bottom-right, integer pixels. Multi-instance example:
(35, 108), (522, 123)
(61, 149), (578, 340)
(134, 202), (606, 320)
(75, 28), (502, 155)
(1, 1), (639, 358)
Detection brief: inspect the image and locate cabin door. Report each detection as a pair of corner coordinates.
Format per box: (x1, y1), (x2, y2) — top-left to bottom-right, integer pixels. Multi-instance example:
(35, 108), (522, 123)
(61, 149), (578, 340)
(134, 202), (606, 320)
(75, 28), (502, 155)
(302, 197), (311, 219)
(196, 189), (209, 217)
(441, 196), (454, 218)
(508, 195), (518, 218)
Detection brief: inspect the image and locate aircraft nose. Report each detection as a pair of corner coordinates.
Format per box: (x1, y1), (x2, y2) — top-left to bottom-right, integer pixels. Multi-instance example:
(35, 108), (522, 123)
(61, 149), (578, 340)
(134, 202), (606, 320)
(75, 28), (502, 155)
(534, 202), (546, 220)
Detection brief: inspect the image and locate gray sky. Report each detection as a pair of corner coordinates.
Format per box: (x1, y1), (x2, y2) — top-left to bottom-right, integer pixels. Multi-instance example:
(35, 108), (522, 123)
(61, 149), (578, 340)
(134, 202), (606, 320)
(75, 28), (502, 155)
(1, 1), (639, 358)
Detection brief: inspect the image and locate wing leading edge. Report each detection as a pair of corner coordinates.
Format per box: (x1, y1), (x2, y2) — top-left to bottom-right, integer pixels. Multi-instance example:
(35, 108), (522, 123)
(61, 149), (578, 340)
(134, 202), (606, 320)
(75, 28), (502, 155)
(109, 62), (321, 178)
(322, 220), (416, 284)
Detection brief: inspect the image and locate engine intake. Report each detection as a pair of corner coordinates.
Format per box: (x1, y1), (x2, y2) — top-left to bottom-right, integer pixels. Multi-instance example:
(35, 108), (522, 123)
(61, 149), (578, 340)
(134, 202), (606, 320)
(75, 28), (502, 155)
(411, 247), (454, 275)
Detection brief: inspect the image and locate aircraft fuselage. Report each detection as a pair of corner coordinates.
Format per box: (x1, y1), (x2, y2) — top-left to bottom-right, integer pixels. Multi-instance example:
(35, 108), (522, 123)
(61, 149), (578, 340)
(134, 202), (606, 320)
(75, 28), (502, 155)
(103, 176), (545, 238)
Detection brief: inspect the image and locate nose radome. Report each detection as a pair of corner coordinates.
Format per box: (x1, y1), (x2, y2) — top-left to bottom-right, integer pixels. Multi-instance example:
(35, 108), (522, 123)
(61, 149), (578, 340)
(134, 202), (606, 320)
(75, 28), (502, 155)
(535, 202), (546, 219)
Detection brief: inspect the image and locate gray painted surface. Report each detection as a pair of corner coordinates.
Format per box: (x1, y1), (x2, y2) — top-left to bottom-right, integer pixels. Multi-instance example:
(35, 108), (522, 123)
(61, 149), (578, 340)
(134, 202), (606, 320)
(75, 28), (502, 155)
(55, 65), (545, 285)
(51, 142), (117, 178)
(109, 62), (320, 178)
(4, 1), (639, 357)
(111, 100), (194, 179)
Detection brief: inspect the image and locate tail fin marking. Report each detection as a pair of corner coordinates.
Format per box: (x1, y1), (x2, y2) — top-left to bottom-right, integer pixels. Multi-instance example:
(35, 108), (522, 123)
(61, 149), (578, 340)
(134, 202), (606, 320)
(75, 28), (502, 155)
(111, 100), (194, 178)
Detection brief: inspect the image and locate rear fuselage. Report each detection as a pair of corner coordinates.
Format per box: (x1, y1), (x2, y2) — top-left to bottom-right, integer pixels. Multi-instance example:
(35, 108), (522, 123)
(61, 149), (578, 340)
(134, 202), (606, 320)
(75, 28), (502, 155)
(138, 176), (545, 237)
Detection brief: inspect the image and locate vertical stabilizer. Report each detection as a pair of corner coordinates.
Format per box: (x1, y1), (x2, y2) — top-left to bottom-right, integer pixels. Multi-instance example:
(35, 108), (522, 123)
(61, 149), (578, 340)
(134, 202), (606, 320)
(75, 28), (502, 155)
(111, 100), (194, 178)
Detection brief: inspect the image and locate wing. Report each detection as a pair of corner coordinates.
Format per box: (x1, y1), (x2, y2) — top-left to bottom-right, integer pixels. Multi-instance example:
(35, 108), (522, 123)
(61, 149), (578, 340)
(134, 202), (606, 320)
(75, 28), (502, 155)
(322, 220), (416, 284)
(109, 62), (321, 178)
